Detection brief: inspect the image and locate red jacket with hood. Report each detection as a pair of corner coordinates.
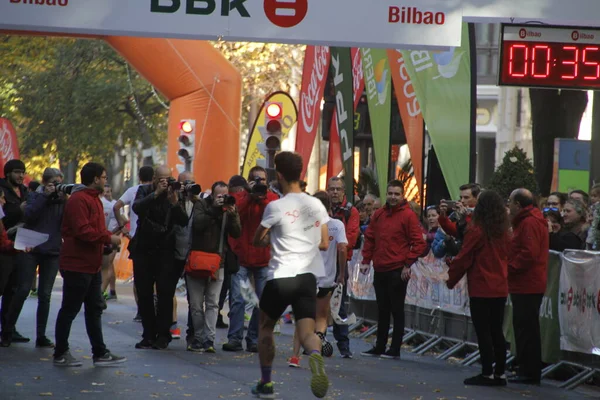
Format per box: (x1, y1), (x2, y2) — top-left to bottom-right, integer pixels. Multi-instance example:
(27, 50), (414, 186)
(509, 206), (549, 294)
(60, 187), (112, 274)
(229, 190), (279, 268)
(361, 201), (427, 272)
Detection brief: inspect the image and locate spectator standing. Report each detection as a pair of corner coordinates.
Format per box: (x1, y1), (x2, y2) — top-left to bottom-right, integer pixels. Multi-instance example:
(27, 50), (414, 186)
(561, 199), (588, 246)
(101, 184), (119, 300)
(546, 192), (567, 211)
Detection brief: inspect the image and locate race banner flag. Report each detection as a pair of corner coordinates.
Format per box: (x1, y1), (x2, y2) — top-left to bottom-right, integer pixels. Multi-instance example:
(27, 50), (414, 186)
(400, 23), (472, 200)
(295, 46), (331, 179)
(362, 48), (392, 199)
(0, 118), (20, 177)
(327, 48), (364, 182)
(329, 47), (355, 202)
(242, 92), (297, 178)
(388, 49), (425, 196)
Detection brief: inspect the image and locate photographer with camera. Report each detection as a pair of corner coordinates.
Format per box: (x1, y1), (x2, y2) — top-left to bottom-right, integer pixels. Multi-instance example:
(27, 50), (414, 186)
(186, 181), (241, 352)
(1, 168), (66, 348)
(223, 166), (279, 353)
(437, 183), (481, 257)
(131, 166), (189, 350)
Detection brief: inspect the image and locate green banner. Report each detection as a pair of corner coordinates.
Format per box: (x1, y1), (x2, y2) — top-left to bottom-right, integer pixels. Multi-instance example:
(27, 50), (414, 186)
(361, 48), (391, 200)
(503, 252), (562, 364)
(330, 47), (355, 203)
(400, 23), (471, 200)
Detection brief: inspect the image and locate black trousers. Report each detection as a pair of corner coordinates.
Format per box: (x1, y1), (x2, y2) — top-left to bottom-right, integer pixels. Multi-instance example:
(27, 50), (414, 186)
(0, 254), (17, 335)
(54, 270), (107, 358)
(133, 251), (183, 342)
(512, 293), (543, 380)
(373, 269), (408, 353)
(470, 297), (507, 376)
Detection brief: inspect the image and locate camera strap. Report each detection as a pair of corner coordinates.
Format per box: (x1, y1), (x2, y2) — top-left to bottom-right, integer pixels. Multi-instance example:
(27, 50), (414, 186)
(218, 213), (227, 256)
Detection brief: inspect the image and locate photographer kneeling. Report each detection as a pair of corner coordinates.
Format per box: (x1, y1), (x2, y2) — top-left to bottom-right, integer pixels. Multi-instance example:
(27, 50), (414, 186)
(186, 181), (241, 353)
(131, 166), (189, 350)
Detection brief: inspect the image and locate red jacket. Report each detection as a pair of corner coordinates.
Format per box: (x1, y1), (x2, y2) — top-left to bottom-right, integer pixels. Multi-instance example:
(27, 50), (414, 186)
(0, 223), (14, 253)
(447, 224), (509, 298)
(509, 206), (549, 294)
(332, 199), (360, 258)
(361, 201), (427, 272)
(229, 190), (279, 268)
(60, 188), (112, 274)
(438, 213), (472, 238)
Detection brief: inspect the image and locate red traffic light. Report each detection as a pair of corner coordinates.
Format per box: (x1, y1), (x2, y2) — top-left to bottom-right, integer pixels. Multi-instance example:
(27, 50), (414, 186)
(266, 103), (282, 119)
(179, 120), (194, 133)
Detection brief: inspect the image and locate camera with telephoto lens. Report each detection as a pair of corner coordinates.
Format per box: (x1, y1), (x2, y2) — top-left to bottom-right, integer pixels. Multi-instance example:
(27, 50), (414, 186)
(49, 181), (74, 198)
(182, 180), (201, 196)
(221, 194), (236, 206)
(167, 177), (182, 191)
(251, 176), (268, 196)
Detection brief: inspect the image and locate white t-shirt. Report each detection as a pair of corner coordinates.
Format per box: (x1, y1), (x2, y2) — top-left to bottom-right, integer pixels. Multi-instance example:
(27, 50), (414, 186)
(101, 197), (119, 232)
(118, 184), (140, 237)
(261, 192), (330, 281)
(318, 218), (348, 289)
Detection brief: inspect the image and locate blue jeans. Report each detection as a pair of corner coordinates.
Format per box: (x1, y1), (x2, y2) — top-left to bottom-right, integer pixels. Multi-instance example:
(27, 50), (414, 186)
(227, 266), (269, 346)
(5, 253), (60, 339)
(332, 278), (350, 352)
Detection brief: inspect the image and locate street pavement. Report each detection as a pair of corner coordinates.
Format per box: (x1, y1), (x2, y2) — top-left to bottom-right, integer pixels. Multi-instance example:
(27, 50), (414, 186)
(0, 279), (596, 400)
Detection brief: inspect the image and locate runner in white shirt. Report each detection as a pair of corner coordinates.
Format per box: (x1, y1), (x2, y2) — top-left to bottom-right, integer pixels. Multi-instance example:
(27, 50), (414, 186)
(289, 191), (348, 368)
(251, 152), (330, 399)
(101, 185), (120, 300)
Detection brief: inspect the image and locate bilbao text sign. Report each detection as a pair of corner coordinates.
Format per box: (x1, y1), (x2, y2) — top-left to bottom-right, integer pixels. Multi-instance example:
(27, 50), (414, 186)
(0, 0), (462, 48)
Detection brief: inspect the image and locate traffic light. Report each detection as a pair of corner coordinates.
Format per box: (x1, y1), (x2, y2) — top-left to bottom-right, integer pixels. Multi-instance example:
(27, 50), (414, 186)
(177, 119), (196, 173)
(264, 102), (283, 153)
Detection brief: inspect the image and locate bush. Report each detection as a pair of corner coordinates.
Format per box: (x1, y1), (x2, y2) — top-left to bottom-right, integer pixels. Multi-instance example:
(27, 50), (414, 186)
(488, 147), (539, 200)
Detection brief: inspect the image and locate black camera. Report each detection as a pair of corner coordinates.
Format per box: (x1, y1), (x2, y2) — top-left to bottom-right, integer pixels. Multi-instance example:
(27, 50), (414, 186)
(251, 176), (268, 196)
(167, 177), (182, 191)
(182, 180), (201, 196)
(222, 194), (236, 206)
(49, 181), (74, 197)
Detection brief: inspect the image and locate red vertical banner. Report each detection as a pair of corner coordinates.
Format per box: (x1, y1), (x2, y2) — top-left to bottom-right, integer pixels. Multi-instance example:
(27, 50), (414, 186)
(387, 49), (424, 196)
(0, 118), (20, 178)
(296, 46), (330, 179)
(327, 48), (364, 180)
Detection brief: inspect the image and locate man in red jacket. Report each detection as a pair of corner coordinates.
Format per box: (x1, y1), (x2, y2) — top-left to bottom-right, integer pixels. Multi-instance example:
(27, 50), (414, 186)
(508, 188), (549, 385)
(439, 183), (480, 240)
(360, 180), (427, 359)
(53, 163), (125, 368)
(223, 166), (280, 353)
(327, 177), (360, 358)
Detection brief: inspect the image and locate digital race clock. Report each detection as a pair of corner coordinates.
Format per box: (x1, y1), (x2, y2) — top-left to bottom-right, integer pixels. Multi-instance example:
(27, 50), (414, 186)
(499, 24), (600, 90)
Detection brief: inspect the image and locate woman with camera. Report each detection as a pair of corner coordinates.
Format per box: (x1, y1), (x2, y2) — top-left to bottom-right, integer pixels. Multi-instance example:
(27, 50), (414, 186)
(186, 181), (241, 353)
(446, 190), (511, 387)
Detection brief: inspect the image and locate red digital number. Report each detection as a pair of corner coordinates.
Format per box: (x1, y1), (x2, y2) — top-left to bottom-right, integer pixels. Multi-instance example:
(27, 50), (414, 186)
(531, 45), (551, 78)
(509, 44), (528, 77)
(562, 46), (579, 80)
(583, 46), (600, 81)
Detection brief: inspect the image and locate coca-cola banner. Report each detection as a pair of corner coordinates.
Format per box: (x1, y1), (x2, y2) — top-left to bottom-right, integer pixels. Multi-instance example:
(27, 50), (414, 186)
(296, 46), (330, 179)
(0, 119), (20, 177)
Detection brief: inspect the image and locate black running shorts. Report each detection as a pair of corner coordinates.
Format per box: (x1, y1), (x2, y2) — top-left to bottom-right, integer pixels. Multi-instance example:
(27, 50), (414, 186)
(317, 286), (336, 299)
(259, 273), (317, 321)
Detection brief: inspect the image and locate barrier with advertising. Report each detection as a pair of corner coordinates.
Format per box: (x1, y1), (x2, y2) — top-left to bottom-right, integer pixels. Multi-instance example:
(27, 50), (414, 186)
(558, 250), (600, 355)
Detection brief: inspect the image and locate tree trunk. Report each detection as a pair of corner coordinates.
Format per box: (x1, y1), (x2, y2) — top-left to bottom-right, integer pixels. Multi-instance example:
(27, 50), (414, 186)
(106, 135), (126, 197)
(530, 89), (588, 195)
(59, 159), (78, 184)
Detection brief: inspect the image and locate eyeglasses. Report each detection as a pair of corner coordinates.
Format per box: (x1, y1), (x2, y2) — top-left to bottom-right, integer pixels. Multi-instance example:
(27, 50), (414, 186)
(543, 207), (559, 213)
(327, 187), (343, 192)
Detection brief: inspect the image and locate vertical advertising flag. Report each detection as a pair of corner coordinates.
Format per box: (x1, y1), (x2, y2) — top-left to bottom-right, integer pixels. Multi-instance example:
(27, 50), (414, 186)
(362, 48), (392, 199)
(327, 48), (364, 181)
(295, 46), (331, 179)
(242, 92), (297, 178)
(388, 49), (425, 196)
(329, 47), (355, 202)
(0, 118), (20, 178)
(400, 23), (472, 200)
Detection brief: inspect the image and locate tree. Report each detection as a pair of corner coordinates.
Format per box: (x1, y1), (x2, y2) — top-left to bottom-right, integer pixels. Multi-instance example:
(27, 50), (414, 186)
(530, 89), (588, 196)
(488, 146), (539, 201)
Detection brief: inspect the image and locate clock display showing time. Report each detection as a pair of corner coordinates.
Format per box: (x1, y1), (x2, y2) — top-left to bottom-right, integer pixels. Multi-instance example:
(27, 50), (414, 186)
(499, 24), (600, 90)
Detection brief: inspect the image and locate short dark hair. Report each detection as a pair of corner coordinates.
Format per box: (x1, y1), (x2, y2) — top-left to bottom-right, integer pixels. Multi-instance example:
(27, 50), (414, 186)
(300, 180), (307, 191)
(28, 181), (41, 192)
(4, 159), (25, 176)
(80, 163), (106, 186)
(512, 190), (534, 208)
(549, 191), (568, 206)
(139, 166), (154, 183)
(313, 191), (331, 211)
(274, 152), (303, 183)
(570, 189), (589, 204)
(387, 180), (404, 192)
(459, 183), (481, 198)
(248, 166), (267, 181)
(211, 181), (228, 193)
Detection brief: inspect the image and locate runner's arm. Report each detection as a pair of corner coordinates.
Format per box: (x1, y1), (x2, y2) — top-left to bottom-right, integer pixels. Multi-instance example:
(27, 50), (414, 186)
(253, 225), (270, 248)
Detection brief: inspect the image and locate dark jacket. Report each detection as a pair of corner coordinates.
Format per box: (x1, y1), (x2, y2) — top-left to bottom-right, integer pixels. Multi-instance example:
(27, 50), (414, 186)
(191, 197), (241, 258)
(60, 187), (112, 274)
(0, 178), (27, 230)
(361, 201), (427, 272)
(332, 198), (360, 258)
(228, 190), (278, 268)
(447, 224), (510, 298)
(509, 206), (549, 294)
(131, 184), (189, 253)
(23, 187), (66, 255)
(549, 230), (584, 252)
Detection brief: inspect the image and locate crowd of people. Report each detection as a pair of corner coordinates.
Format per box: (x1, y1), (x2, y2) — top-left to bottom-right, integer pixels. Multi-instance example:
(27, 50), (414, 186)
(0, 153), (597, 397)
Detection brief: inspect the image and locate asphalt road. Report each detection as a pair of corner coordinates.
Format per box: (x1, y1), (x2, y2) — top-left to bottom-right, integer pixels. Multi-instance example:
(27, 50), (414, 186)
(0, 279), (595, 400)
